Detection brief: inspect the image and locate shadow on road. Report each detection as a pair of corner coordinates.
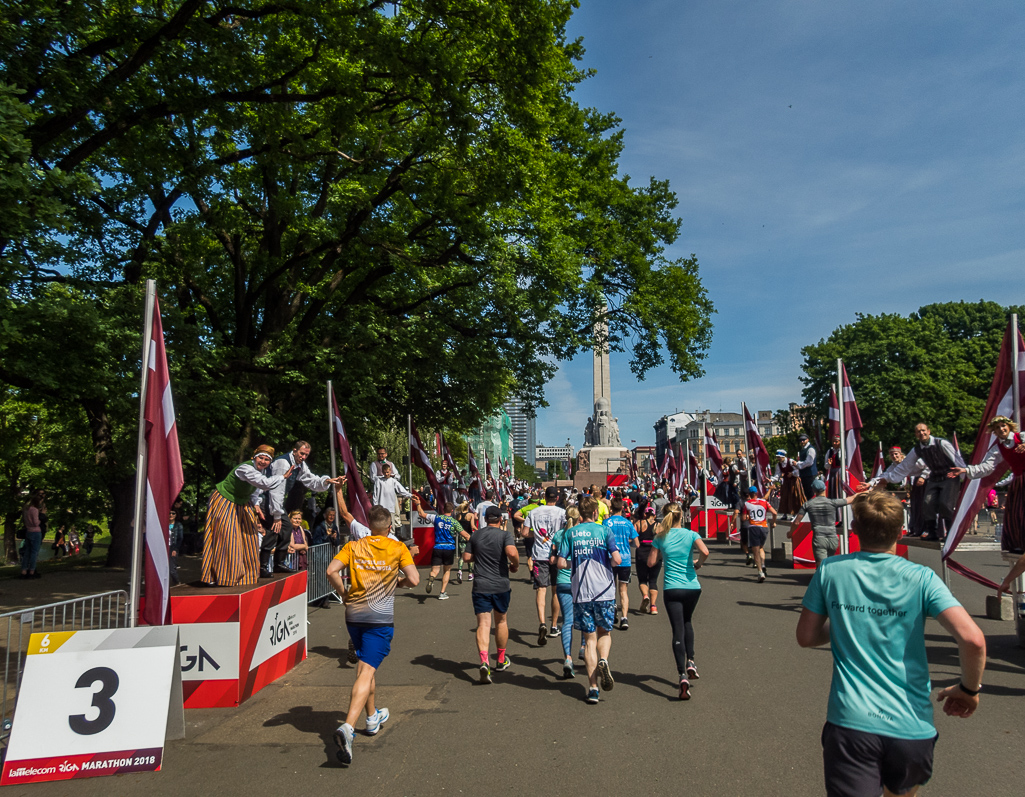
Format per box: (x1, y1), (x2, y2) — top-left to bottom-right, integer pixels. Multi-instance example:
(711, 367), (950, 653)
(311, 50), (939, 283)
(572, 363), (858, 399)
(409, 653), (584, 698)
(735, 599), (804, 614)
(262, 704), (346, 768)
(613, 670), (681, 701)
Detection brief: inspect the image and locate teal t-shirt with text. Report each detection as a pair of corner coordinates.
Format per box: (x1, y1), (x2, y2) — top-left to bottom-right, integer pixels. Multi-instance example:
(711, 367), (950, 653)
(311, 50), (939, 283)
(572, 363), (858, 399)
(651, 528), (701, 590)
(802, 552), (960, 739)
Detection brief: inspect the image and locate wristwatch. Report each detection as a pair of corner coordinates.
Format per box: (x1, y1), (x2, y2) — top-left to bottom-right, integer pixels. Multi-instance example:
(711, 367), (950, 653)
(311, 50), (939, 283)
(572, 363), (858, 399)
(958, 682), (981, 696)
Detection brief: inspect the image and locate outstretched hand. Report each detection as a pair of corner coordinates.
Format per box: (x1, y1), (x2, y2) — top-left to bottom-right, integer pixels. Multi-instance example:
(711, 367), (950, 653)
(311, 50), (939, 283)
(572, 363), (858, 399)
(948, 467), (966, 479)
(935, 685), (979, 718)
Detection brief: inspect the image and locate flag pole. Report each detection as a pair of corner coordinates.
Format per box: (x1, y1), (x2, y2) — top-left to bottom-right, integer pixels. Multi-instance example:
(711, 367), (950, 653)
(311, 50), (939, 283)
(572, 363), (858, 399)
(407, 413), (414, 539)
(1013, 314), (1021, 429)
(327, 381), (339, 524)
(837, 358), (849, 555)
(129, 279), (157, 628)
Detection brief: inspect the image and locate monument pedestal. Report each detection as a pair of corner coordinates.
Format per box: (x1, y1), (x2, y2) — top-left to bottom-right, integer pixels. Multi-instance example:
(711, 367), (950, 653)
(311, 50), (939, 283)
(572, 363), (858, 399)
(583, 446), (629, 473)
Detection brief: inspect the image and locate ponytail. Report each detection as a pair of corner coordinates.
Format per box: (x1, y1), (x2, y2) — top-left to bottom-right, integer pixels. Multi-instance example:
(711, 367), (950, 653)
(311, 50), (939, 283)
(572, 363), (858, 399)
(656, 502), (684, 537)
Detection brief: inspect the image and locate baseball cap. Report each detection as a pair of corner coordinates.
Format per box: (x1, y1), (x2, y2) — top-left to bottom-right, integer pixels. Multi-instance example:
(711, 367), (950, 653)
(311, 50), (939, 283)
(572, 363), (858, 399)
(748, 486), (757, 494)
(544, 486), (559, 501)
(656, 489), (664, 496)
(484, 505), (503, 523)
(811, 479), (826, 492)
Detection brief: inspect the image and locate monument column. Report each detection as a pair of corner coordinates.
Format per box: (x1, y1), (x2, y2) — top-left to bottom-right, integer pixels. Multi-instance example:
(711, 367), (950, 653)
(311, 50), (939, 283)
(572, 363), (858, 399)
(593, 316), (610, 411)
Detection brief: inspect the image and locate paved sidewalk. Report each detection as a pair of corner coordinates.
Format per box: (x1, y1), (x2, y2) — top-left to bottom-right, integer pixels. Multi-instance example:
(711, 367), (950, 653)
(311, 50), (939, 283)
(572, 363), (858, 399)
(5, 542), (1024, 797)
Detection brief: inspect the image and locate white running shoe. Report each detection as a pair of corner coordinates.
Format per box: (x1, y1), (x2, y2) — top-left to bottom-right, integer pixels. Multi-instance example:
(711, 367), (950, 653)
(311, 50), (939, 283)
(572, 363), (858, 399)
(597, 658), (615, 692)
(364, 708), (389, 736)
(334, 723), (354, 766)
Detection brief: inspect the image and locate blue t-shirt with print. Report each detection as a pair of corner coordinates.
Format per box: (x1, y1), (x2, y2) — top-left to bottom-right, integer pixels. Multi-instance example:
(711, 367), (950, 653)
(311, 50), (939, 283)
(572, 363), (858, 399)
(550, 527), (573, 586)
(431, 514), (458, 551)
(604, 515), (638, 566)
(802, 552), (960, 739)
(557, 520), (619, 603)
(652, 528), (701, 590)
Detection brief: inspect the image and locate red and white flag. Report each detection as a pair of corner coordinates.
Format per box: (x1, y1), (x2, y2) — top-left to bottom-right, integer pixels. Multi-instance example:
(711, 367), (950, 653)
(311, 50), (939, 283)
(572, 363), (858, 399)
(945, 320), (1025, 585)
(442, 436), (459, 475)
(743, 404), (772, 497)
(827, 370), (865, 493)
(704, 423), (723, 482)
(141, 295), (184, 626)
(331, 391), (372, 528)
(435, 432), (442, 460)
(871, 443), (886, 480)
(410, 419), (443, 508)
(467, 443), (484, 496)
(685, 442), (700, 487)
(673, 443), (687, 499)
(664, 444), (677, 499)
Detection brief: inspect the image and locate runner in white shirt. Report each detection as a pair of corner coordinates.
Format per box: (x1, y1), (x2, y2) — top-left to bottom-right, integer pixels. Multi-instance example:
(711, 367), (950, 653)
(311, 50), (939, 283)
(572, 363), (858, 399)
(525, 486), (567, 646)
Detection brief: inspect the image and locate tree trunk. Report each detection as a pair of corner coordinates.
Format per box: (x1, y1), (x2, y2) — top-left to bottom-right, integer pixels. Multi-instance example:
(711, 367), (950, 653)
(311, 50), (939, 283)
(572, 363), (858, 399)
(104, 475), (137, 569)
(4, 514), (18, 565)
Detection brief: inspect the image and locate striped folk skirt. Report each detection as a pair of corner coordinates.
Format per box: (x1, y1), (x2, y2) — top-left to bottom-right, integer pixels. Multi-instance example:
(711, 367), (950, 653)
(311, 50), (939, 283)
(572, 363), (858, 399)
(200, 490), (261, 586)
(778, 474), (806, 515)
(1002, 475), (1025, 554)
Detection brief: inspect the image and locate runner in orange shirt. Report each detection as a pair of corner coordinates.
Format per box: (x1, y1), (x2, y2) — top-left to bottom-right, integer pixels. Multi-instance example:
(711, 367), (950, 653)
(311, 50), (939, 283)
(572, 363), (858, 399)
(734, 486), (777, 583)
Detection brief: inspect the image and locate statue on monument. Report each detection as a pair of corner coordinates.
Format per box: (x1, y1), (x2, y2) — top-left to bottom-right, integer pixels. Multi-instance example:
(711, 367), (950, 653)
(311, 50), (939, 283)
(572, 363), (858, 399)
(591, 397), (621, 448)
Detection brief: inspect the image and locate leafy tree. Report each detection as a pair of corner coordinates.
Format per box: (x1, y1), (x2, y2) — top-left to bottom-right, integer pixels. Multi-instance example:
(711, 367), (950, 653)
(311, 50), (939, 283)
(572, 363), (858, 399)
(514, 454), (537, 484)
(801, 301), (1025, 461)
(1, 1), (713, 564)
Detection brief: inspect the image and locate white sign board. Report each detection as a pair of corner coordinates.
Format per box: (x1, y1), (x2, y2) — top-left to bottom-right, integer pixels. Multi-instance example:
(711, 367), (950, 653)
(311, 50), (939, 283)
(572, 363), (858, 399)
(1, 626), (184, 786)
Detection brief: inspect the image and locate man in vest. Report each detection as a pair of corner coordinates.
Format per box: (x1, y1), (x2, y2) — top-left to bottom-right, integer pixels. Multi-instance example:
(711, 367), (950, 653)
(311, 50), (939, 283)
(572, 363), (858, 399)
(870, 423), (965, 541)
(261, 440), (342, 577)
(794, 433), (819, 501)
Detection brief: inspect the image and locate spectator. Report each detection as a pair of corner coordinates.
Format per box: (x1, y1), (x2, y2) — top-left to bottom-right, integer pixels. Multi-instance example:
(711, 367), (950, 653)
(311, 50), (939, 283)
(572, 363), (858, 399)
(20, 489), (46, 579)
(312, 507), (340, 547)
(169, 509), (184, 584)
(286, 509), (310, 570)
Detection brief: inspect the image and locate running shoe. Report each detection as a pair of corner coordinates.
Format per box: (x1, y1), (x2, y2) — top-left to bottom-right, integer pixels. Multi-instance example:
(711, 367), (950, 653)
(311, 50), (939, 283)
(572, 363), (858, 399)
(562, 659), (575, 679)
(650, 605), (659, 615)
(551, 624), (560, 636)
(468, 573), (474, 581)
(425, 575), (434, 594)
(686, 660), (700, 680)
(494, 658), (511, 672)
(347, 638), (358, 664)
(586, 688), (600, 704)
(480, 664), (492, 684)
(757, 570), (766, 583)
(679, 677), (691, 701)
(334, 723), (354, 766)
(456, 570), (463, 584)
(746, 554), (753, 566)
(619, 617), (629, 631)
(640, 596), (651, 614)
(438, 592), (450, 600)
(578, 644), (586, 661)
(537, 623), (548, 646)
(364, 708), (389, 736)
(597, 658), (615, 692)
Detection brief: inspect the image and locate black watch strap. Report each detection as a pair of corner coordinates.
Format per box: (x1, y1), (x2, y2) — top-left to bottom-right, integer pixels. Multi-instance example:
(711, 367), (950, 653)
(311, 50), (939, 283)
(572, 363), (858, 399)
(959, 681), (980, 696)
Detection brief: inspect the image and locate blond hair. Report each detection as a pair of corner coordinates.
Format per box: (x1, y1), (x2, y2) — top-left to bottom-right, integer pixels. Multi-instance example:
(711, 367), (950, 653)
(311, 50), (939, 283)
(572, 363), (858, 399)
(851, 491), (904, 547)
(566, 506), (581, 529)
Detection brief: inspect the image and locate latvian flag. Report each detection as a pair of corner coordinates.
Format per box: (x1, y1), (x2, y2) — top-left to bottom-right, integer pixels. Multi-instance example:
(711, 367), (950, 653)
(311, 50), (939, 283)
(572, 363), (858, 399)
(331, 390), (372, 527)
(141, 293), (184, 626)
(410, 419), (443, 508)
(704, 423), (723, 483)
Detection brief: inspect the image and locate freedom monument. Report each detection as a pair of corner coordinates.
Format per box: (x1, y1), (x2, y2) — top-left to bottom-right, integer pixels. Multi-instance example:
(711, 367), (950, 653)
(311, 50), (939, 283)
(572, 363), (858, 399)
(578, 315), (629, 477)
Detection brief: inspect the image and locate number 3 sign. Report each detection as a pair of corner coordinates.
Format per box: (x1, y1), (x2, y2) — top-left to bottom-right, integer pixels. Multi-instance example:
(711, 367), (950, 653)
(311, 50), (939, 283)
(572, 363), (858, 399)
(1, 626), (184, 786)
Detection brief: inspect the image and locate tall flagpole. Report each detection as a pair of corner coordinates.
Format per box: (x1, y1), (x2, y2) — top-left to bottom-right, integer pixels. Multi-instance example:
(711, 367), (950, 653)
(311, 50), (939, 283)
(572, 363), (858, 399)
(129, 279), (157, 628)
(327, 381), (339, 523)
(837, 358), (849, 555)
(407, 413), (414, 539)
(1013, 314), (1021, 429)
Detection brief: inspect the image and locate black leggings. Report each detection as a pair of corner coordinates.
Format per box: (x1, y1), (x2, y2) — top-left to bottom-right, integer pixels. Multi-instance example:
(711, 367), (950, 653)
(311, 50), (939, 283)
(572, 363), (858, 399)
(663, 588), (701, 674)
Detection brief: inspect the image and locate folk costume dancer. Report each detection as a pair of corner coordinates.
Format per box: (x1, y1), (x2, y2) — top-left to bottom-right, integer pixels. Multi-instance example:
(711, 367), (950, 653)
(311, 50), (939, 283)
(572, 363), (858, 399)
(871, 423), (965, 541)
(950, 416), (1025, 554)
(261, 441), (341, 577)
(201, 445), (290, 587)
(774, 451), (806, 517)
(823, 434), (845, 499)
(794, 433), (819, 502)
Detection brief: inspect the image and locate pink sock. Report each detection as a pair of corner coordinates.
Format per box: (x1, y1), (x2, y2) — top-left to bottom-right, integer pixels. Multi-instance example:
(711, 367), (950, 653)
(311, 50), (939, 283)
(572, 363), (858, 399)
(497, 648), (506, 664)
(479, 650), (489, 665)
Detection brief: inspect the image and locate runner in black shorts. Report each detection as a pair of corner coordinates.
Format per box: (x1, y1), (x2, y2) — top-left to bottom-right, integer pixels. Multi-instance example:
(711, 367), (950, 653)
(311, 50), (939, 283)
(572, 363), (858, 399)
(633, 502), (661, 614)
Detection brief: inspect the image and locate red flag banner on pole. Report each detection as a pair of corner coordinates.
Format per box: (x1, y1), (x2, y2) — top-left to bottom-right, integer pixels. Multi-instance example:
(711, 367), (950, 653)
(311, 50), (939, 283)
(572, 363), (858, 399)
(704, 423), (723, 482)
(872, 443), (886, 480)
(664, 444), (677, 500)
(944, 319), (1025, 587)
(686, 442), (700, 487)
(467, 443), (484, 496)
(141, 293), (184, 626)
(331, 390), (372, 527)
(673, 443), (686, 499)
(410, 419), (443, 507)
(743, 404), (772, 497)
(840, 364), (865, 489)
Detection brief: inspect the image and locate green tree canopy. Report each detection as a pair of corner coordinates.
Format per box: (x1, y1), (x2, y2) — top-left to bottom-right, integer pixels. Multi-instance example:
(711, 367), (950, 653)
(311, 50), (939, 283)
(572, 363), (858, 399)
(801, 301), (1025, 459)
(0, 1), (713, 563)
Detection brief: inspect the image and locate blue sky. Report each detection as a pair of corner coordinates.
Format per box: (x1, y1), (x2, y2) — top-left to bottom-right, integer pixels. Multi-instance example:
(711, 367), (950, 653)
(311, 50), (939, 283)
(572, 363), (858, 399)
(535, 0), (1025, 450)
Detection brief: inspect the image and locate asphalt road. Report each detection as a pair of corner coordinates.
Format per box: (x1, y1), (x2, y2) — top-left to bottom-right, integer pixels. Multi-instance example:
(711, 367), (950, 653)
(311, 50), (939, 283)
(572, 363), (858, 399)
(4, 541), (1024, 797)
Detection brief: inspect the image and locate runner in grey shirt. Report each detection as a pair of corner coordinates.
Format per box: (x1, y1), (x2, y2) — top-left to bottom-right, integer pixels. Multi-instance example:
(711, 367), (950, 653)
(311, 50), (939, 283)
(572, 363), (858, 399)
(789, 479), (856, 564)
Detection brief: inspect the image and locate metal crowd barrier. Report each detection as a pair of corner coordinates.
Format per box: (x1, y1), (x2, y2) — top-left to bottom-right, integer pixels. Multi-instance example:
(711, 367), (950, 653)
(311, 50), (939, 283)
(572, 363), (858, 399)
(2, 590), (129, 742)
(283, 543), (340, 604)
